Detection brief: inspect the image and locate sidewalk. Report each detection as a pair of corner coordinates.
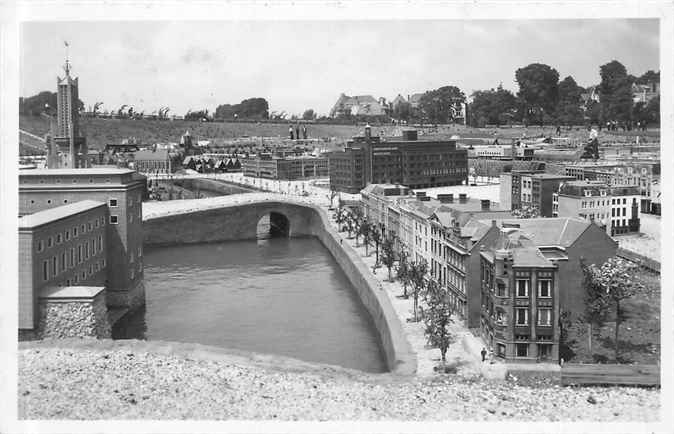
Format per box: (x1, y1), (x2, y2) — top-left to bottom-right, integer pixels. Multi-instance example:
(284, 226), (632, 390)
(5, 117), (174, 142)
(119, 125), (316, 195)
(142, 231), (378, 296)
(325, 208), (507, 380)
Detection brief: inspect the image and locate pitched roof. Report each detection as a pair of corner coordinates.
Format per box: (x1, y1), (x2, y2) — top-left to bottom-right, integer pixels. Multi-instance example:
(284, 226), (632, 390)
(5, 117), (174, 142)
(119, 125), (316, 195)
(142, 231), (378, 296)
(484, 217), (591, 247)
(19, 200), (106, 229)
(134, 149), (170, 161)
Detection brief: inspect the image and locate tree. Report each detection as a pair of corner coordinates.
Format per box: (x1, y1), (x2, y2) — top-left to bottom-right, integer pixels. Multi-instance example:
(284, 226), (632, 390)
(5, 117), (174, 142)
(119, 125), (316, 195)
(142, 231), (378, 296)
(351, 207), (364, 246)
(19, 91), (85, 116)
(423, 279), (455, 367)
(302, 109), (315, 120)
(418, 86), (466, 124)
(582, 257), (644, 361)
(393, 101), (413, 122)
(644, 95), (660, 126)
(409, 259), (429, 322)
(515, 63), (560, 125)
(185, 109), (210, 121)
(360, 220), (372, 256)
(556, 76), (584, 126)
(468, 85), (519, 127)
(511, 205), (540, 219)
(581, 259), (611, 354)
(381, 236), (396, 281)
(371, 227), (382, 265)
(396, 247), (411, 298)
(599, 60), (633, 125)
(215, 98), (269, 120)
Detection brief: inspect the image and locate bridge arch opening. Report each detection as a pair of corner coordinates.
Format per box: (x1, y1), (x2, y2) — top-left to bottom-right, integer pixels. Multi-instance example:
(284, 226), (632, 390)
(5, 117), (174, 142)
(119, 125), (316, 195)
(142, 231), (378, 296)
(257, 211), (290, 239)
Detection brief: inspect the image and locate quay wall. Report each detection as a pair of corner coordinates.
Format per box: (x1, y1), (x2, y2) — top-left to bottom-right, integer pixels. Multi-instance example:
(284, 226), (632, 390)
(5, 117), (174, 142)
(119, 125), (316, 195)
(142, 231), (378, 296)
(142, 199), (416, 375)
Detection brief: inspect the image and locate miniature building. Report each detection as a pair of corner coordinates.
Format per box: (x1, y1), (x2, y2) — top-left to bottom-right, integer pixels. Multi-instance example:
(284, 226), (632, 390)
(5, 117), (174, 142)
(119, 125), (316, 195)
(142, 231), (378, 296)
(330, 128), (468, 193)
(133, 149), (174, 175)
(242, 155), (329, 180)
(18, 200), (108, 331)
(19, 168), (147, 311)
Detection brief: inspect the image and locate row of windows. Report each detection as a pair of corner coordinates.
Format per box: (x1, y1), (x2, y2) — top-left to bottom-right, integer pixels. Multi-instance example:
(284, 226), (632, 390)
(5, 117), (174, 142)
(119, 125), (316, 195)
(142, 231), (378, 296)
(41, 236), (105, 281)
(514, 307), (552, 326)
(24, 177), (113, 185)
(36, 217), (106, 252)
(55, 259), (107, 287)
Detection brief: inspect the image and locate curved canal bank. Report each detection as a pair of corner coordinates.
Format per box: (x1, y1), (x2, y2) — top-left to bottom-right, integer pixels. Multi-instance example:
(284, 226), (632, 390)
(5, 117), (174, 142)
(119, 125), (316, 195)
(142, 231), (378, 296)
(141, 196), (416, 375)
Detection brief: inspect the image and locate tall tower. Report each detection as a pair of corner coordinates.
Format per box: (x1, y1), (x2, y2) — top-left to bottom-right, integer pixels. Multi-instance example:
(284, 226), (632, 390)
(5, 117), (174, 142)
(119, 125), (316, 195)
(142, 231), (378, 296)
(48, 46), (88, 169)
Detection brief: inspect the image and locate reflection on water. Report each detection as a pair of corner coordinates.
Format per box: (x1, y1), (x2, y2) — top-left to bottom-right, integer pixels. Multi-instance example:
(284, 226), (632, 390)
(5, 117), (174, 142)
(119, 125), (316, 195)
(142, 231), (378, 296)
(112, 237), (386, 373)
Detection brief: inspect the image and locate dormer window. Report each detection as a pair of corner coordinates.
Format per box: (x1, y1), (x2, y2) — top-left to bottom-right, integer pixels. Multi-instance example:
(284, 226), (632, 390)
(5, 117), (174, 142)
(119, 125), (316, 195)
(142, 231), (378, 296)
(584, 190), (592, 197)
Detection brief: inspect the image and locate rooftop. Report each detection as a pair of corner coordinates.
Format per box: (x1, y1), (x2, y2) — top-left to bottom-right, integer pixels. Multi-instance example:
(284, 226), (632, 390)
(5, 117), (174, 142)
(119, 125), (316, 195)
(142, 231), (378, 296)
(134, 149), (171, 161)
(19, 200), (106, 229)
(39, 285), (105, 300)
(482, 217), (592, 248)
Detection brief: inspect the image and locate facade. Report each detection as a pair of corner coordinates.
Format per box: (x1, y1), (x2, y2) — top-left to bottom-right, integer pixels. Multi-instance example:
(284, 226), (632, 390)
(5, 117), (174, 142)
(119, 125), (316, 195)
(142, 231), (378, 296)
(329, 93), (388, 118)
(242, 156), (329, 180)
(483, 218), (618, 318)
(632, 82), (659, 105)
(554, 180), (641, 235)
(133, 149), (174, 175)
(46, 59), (88, 169)
(329, 128), (468, 193)
(499, 169), (546, 212)
(19, 168), (147, 309)
(480, 232), (560, 362)
(518, 173), (575, 217)
(19, 200), (108, 330)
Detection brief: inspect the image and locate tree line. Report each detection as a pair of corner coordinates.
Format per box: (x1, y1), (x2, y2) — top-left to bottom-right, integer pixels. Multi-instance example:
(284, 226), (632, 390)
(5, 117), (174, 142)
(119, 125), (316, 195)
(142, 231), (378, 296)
(467, 61), (659, 129)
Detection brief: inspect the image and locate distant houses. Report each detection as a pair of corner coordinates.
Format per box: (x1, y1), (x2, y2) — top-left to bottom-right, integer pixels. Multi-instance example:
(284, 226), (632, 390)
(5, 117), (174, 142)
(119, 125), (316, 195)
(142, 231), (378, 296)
(329, 92), (427, 120)
(182, 155), (241, 173)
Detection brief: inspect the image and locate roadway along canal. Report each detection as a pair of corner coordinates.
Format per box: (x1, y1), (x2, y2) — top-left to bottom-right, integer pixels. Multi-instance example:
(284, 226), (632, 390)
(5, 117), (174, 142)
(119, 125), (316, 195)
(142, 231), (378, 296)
(112, 236), (387, 373)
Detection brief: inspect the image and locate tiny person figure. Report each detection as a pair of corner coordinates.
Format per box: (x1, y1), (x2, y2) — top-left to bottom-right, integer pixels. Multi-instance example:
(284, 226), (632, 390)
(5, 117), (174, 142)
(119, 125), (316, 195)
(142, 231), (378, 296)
(481, 347), (487, 362)
(289, 126), (294, 140)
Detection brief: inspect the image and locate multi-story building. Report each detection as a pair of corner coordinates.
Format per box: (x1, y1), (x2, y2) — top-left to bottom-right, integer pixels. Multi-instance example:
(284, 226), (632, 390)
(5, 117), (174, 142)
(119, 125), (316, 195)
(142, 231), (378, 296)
(46, 58), (88, 169)
(329, 128), (468, 193)
(499, 169), (545, 211)
(480, 231), (560, 362)
(554, 180), (640, 235)
(554, 181), (611, 232)
(518, 173), (575, 217)
(242, 155), (329, 180)
(19, 200), (108, 331)
(132, 149), (174, 175)
(482, 218), (618, 318)
(19, 168), (147, 310)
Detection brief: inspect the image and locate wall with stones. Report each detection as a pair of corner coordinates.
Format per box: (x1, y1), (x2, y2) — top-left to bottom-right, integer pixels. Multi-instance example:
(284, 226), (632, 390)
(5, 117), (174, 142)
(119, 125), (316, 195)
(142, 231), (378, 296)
(36, 293), (111, 339)
(142, 200), (416, 375)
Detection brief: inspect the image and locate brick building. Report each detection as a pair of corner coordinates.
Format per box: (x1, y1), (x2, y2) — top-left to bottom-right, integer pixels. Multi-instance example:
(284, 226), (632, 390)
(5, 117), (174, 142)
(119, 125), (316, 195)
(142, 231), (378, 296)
(18, 200), (108, 331)
(330, 127), (468, 193)
(132, 149), (174, 175)
(19, 168), (147, 310)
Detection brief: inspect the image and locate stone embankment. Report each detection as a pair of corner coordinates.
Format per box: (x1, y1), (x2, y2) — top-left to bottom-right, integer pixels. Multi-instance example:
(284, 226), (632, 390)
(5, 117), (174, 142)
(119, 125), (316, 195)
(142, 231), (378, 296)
(18, 340), (659, 421)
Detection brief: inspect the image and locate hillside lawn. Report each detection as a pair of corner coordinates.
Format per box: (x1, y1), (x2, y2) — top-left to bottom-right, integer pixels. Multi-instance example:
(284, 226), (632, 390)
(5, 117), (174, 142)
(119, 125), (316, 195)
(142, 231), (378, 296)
(20, 115), (660, 151)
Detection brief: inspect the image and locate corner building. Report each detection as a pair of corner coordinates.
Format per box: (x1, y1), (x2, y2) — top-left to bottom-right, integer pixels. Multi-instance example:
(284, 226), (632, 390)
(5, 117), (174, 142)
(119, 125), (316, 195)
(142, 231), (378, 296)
(19, 168), (147, 310)
(329, 128), (468, 193)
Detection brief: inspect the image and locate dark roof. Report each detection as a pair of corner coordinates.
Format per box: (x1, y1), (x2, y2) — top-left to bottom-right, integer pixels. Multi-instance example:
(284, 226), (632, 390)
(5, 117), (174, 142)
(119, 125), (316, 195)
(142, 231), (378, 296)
(483, 217), (591, 248)
(134, 149), (170, 161)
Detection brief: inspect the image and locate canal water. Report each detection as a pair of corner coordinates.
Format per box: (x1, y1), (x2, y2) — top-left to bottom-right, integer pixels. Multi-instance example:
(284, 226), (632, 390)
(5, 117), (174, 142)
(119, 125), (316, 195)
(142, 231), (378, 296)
(112, 236), (387, 373)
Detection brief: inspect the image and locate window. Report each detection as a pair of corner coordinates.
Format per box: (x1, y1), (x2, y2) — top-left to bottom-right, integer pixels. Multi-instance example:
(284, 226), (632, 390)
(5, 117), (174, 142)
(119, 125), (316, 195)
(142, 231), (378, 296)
(110, 215), (119, 224)
(61, 252), (66, 271)
(66, 279), (71, 286)
(538, 308), (552, 326)
(56, 234), (62, 244)
(73, 274), (78, 283)
(622, 198), (626, 204)
(52, 256), (57, 277)
(78, 245), (82, 263)
(497, 343), (506, 358)
(109, 198), (118, 207)
(42, 260), (48, 281)
(98, 235), (103, 251)
(622, 208), (626, 216)
(69, 248), (74, 267)
(89, 265), (93, 276)
(47, 237), (53, 248)
(516, 279), (529, 297)
(538, 344), (552, 359)
(95, 219), (99, 228)
(516, 308), (528, 325)
(37, 240), (44, 252)
(65, 230), (70, 241)
(538, 280), (551, 297)
(73, 227), (78, 237)
(88, 222), (92, 231)
(497, 283), (506, 297)
(516, 343), (529, 357)
(85, 243), (89, 259)
(81, 271), (86, 280)
(496, 310), (505, 324)
(81, 224), (86, 234)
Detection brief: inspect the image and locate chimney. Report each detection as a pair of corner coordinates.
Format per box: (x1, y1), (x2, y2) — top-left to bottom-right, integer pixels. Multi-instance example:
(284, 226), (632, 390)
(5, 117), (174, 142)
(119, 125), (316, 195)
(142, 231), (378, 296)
(459, 193), (468, 203)
(481, 199), (490, 211)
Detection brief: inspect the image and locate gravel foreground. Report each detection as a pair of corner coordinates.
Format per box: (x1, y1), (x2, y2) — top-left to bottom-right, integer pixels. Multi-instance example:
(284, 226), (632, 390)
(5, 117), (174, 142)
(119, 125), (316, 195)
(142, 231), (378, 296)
(18, 340), (659, 421)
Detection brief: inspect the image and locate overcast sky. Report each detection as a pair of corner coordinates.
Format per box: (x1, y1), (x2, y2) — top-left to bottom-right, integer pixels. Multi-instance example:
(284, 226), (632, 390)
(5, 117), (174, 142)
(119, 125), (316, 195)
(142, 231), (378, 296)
(21, 19), (659, 117)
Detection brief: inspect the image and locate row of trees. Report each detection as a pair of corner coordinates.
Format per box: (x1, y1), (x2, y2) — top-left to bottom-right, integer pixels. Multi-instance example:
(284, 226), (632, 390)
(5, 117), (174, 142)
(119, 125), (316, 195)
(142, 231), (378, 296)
(468, 61), (660, 128)
(333, 206), (455, 366)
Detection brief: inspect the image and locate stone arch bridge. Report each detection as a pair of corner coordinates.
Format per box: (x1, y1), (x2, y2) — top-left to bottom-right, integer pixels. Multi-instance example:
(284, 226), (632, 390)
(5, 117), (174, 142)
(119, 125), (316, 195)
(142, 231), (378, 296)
(142, 194), (323, 246)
